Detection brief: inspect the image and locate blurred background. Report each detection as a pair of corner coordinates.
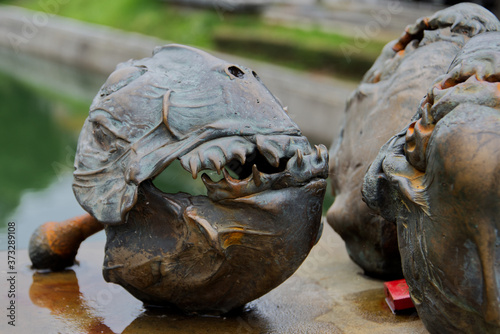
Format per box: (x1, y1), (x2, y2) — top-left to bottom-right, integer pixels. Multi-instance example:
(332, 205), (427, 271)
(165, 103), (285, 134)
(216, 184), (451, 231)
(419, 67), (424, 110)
(0, 0), (498, 250)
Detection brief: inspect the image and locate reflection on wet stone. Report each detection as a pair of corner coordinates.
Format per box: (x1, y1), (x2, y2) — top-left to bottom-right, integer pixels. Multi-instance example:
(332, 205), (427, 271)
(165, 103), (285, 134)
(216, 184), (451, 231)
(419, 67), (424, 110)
(30, 270), (114, 334)
(346, 288), (419, 324)
(14, 224), (429, 333)
(27, 244), (340, 334)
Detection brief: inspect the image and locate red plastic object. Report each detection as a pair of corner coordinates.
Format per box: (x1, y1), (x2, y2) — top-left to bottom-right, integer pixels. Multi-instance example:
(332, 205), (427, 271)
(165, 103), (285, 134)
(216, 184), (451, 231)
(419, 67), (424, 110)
(384, 279), (415, 313)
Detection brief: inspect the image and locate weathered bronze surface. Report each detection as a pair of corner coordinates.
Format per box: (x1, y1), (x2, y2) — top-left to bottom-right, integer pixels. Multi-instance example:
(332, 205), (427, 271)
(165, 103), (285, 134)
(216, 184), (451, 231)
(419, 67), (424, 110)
(327, 3), (500, 278)
(30, 45), (328, 314)
(363, 32), (500, 333)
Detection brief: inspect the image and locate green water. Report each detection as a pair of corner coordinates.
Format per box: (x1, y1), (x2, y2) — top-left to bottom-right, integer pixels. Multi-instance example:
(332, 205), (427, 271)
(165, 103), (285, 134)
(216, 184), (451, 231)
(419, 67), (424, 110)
(0, 49), (98, 249)
(0, 71), (74, 223)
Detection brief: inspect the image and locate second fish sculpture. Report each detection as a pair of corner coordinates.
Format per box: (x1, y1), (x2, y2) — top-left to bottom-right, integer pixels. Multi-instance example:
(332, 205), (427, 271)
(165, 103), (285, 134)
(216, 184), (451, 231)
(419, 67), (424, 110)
(363, 32), (500, 333)
(29, 44), (328, 315)
(327, 3), (500, 279)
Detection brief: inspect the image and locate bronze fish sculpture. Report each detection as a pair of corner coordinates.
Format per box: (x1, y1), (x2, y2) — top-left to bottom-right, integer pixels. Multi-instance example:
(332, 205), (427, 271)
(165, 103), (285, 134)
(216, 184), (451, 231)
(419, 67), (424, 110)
(363, 32), (500, 333)
(327, 3), (500, 279)
(29, 45), (328, 315)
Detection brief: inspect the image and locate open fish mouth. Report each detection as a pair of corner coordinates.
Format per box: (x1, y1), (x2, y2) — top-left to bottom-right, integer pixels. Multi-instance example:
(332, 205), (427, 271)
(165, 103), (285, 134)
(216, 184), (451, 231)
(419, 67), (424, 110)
(175, 134), (329, 202)
(103, 132), (329, 314)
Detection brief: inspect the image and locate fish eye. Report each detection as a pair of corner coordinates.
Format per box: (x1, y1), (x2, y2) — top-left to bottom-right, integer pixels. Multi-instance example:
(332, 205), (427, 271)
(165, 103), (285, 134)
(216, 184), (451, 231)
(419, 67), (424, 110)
(226, 65), (245, 79)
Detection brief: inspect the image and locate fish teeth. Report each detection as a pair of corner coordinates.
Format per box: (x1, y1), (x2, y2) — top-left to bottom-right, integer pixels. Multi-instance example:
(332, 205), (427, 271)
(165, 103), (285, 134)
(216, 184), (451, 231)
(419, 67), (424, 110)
(212, 157), (223, 174)
(255, 134), (313, 168)
(180, 136), (258, 180)
(256, 135), (285, 167)
(180, 136), (321, 181)
(224, 139), (254, 168)
(296, 149), (303, 167)
(200, 146), (226, 175)
(252, 164), (262, 187)
(265, 146), (281, 167)
(231, 147), (247, 165)
(287, 148), (306, 171)
(286, 136), (312, 157)
(286, 143), (328, 179)
(314, 145), (321, 163)
(189, 158), (200, 179)
(222, 169), (239, 186)
(201, 173), (215, 186)
(180, 154), (201, 179)
(315, 144), (328, 163)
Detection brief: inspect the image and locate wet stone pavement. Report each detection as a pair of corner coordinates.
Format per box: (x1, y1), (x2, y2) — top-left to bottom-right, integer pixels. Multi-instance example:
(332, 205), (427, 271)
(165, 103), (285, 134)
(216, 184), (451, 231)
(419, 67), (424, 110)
(1, 223), (428, 333)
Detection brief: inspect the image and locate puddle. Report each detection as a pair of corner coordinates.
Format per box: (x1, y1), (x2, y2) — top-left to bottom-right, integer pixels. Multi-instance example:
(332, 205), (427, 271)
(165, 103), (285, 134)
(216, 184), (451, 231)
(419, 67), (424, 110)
(345, 288), (420, 324)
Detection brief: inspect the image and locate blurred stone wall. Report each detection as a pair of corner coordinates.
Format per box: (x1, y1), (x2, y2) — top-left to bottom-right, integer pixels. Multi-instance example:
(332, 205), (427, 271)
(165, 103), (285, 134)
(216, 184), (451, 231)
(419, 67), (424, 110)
(0, 5), (354, 144)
